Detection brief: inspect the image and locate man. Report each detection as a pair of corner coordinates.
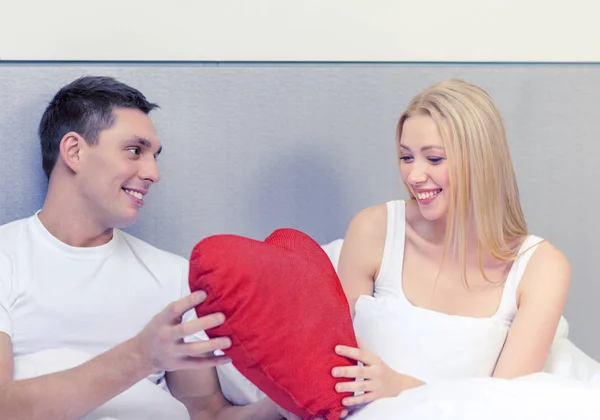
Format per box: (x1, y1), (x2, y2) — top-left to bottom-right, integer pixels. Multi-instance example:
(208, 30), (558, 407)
(0, 76), (282, 419)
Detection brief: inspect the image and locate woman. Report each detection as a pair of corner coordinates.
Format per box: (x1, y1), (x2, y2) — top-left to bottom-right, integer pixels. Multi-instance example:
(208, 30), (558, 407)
(331, 79), (571, 408)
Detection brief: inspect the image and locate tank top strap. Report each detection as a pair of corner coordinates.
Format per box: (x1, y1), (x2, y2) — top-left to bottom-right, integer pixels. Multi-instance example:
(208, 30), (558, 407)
(492, 235), (545, 322)
(374, 200), (407, 299)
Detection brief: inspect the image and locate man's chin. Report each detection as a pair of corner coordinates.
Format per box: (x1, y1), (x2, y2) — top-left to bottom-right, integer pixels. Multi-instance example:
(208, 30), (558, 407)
(112, 212), (140, 230)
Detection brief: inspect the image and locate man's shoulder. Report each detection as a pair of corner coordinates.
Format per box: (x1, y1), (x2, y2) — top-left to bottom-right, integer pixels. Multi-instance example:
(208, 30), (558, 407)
(0, 216), (34, 248)
(0, 216), (35, 274)
(117, 230), (188, 268)
(0, 216), (32, 233)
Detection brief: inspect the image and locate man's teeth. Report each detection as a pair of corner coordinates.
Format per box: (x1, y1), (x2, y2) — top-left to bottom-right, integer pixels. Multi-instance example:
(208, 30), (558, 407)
(417, 190), (441, 200)
(124, 189), (144, 200)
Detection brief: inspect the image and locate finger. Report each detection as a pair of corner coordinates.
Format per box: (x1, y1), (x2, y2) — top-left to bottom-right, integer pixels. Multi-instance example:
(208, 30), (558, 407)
(176, 312), (226, 338)
(335, 379), (373, 394)
(175, 354), (232, 370)
(356, 337), (367, 349)
(332, 364), (369, 379)
(163, 291), (207, 323)
(340, 409), (349, 418)
(341, 392), (377, 407)
(179, 337), (232, 357)
(335, 345), (376, 366)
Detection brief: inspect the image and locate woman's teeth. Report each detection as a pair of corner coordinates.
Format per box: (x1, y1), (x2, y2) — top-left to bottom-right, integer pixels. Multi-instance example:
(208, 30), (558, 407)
(417, 190), (441, 200)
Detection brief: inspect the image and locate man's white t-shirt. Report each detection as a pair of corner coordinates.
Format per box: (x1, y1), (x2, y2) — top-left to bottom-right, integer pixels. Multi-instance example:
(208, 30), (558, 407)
(0, 213), (205, 389)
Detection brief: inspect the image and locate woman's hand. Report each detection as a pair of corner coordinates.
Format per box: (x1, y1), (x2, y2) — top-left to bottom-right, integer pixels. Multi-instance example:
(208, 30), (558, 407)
(332, 340), (421, 407)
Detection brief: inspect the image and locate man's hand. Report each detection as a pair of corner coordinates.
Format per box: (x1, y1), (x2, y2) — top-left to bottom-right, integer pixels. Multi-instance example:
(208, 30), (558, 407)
(133, 290), (232, 373)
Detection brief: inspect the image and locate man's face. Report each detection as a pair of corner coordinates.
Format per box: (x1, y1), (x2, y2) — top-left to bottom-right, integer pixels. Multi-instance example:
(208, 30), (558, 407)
(77, 107), (162, 230)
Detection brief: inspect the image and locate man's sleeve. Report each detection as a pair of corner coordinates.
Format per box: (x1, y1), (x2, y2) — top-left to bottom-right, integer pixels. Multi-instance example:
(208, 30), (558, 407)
(0, 252), (13, 337)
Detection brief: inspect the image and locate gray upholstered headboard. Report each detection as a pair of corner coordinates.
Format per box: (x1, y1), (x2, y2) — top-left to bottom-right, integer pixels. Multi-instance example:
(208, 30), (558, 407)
(1, 63), (599, 359)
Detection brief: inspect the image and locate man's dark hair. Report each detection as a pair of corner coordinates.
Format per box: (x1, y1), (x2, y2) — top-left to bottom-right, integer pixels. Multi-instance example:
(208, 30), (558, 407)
(38, 76), (159, 179)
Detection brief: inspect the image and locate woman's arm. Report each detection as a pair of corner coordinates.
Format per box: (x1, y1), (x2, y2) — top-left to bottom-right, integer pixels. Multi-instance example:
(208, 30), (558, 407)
(333, 204), (426, 407)
(492, 241), (571, 378)
(337, 204), (388, 316)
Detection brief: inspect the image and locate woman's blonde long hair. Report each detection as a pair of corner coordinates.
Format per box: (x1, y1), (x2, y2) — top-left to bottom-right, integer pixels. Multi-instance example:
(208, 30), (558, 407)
(397, 79), (527, 287)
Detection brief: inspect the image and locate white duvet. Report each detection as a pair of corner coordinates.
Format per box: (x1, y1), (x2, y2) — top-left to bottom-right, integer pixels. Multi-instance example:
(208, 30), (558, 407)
(348, 373), (600, 420)
(346, 294), (600, 420)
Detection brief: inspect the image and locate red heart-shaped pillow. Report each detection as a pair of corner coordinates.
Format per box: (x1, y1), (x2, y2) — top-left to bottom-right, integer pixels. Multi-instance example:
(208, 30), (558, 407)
(189, 228), (357, 420)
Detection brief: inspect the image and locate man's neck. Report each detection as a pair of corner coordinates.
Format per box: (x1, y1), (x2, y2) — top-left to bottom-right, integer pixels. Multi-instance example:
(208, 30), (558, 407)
(39, 191), (113, 248)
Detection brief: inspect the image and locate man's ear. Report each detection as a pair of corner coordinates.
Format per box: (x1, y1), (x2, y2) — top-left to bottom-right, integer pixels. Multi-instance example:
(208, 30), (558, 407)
(59, 132), (86, 173)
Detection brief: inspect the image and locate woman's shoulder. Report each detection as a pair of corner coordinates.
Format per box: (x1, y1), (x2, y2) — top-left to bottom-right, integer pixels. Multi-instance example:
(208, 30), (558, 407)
(523, 236), (569, 269)
(519, 236), (571, 295)
(349, 202), (389, 230)
(344, 201), (401, 249)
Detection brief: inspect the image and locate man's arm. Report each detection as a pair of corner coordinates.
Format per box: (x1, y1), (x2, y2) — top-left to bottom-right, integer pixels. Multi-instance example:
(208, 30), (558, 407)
(0, 291), (232, 420)
(167, 367), (283, 420)
(0, 332), (154, 419)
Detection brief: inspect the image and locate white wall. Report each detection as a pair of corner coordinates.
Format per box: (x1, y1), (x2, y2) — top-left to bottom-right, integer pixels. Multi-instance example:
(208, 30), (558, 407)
(1, 0), (598, 62)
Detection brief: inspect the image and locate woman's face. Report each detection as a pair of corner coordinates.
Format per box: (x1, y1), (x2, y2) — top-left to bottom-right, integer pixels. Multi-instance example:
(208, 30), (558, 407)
(399, 115), (451, 221)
